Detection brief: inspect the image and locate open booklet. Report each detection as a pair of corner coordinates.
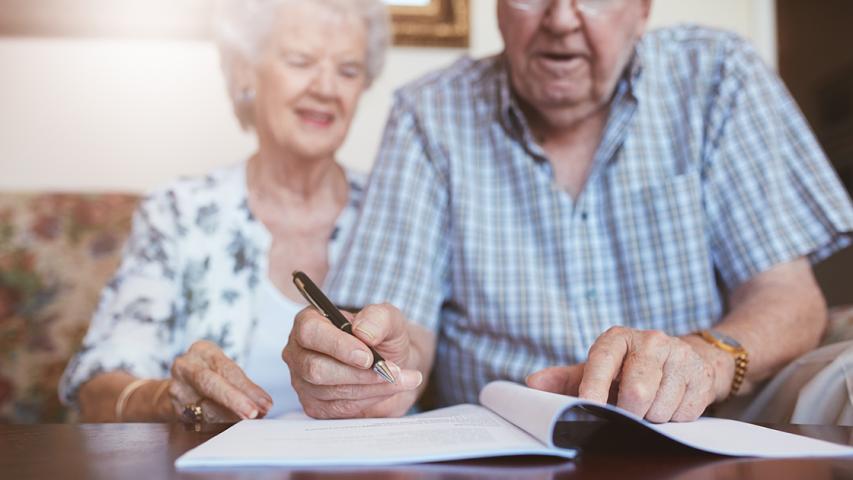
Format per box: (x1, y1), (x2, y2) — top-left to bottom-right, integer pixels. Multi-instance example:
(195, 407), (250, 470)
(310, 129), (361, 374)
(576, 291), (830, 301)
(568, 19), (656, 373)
(176, 381), (853, 468)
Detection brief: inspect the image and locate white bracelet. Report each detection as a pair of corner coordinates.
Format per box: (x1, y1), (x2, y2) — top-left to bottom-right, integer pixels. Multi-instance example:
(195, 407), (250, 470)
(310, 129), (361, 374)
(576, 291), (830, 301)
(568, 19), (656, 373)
(115, 378), (151, 422)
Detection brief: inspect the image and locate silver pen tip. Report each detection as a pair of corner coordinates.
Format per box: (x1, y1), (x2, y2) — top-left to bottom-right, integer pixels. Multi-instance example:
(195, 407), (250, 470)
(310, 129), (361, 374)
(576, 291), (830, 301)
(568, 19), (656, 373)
(373, 361), (396, 384)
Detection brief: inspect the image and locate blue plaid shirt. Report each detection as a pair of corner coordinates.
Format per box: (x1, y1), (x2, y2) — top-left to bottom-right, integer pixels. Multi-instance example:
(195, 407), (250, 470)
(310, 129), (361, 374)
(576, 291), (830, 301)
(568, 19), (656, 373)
(329, 26), (853, 407)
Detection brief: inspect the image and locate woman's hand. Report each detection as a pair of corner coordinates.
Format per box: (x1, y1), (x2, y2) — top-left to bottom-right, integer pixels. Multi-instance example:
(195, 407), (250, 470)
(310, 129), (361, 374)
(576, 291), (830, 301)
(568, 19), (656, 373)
(168, 340), (273, 423)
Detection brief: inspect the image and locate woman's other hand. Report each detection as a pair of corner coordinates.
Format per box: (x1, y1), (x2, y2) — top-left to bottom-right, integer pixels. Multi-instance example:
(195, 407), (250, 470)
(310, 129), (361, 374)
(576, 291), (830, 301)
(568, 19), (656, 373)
(168, 340), (273, 423)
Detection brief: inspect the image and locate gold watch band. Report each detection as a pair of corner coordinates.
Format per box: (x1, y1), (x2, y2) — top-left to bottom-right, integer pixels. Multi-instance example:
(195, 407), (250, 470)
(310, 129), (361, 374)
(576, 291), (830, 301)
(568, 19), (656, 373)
(696, 330), (749, 399)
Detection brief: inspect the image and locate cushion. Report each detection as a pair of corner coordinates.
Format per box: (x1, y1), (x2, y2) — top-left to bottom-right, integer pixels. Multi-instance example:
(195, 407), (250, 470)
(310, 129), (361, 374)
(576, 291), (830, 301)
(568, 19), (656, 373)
(0, 193), (139, 423)
(824, 306), (853, 346)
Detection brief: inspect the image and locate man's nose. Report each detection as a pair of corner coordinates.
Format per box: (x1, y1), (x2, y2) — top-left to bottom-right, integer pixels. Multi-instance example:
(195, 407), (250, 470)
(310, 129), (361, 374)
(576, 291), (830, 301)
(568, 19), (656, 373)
(542, 0), (583, 34)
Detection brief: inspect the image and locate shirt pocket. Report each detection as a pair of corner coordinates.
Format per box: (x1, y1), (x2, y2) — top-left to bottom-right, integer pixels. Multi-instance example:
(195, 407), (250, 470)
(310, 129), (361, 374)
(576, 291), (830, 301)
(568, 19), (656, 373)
(603, 171), (720, 333)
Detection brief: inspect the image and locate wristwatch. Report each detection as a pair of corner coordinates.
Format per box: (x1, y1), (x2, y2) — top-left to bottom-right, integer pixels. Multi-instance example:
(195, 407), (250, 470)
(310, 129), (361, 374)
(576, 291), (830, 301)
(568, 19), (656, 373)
(696, 330), (748, 399)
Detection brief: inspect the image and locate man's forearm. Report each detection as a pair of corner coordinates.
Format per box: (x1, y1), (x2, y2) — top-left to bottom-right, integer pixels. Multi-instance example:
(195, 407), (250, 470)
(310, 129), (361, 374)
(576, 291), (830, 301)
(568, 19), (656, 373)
(686, 258), (827, 400)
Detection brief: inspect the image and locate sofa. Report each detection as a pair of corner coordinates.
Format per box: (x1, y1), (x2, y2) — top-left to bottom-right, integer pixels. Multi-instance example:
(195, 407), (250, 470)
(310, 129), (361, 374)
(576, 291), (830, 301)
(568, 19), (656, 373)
(0, 193), (139, 423)
(1, 192), (852, 424)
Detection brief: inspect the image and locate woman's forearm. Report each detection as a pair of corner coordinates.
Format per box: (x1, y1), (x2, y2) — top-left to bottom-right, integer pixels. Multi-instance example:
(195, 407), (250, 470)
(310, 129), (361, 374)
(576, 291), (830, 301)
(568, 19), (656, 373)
(78, 372), (173, 422)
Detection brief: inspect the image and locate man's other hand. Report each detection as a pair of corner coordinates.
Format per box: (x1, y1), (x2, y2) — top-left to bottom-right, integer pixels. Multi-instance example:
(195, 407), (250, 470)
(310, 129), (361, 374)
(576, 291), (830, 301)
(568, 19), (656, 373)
(526, 327), (719, 423)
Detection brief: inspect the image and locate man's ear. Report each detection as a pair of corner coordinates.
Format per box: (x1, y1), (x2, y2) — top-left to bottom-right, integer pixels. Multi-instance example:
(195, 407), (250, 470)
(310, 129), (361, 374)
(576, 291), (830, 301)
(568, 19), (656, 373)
(635, 0), (653, 36)
(640, 0), (653, 21)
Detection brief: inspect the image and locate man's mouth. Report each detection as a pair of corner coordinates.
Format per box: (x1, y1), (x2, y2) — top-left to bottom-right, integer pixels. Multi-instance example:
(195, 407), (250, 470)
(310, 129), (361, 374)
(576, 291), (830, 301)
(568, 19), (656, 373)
(533, 51), (587, 75)
(541, 52), (580, 62)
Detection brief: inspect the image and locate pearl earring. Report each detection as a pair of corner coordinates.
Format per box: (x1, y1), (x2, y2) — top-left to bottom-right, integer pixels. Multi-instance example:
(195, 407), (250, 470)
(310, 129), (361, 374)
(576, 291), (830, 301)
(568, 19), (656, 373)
(239, 89), (255, 103)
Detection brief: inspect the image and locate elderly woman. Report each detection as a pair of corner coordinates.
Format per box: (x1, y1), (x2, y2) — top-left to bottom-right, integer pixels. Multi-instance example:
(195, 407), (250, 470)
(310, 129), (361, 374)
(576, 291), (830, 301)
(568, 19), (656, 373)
(58, 0), (390, 422)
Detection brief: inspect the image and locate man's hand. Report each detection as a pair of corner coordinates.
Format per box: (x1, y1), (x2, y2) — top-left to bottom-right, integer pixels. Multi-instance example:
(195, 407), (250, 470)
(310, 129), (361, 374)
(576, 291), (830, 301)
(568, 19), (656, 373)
(283, 304), (425, 419)
(526, 327), (720, 423)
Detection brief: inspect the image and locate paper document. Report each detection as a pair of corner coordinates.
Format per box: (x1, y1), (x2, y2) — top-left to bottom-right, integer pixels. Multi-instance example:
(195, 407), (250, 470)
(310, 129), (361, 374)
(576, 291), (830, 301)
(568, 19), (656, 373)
(176, 381), (853, 468)
(176, 404), (573, 468)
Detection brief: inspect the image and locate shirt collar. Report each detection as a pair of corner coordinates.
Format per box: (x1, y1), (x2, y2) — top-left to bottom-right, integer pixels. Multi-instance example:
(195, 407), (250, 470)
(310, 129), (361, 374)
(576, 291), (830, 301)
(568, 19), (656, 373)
(624, 42), (645, 100)
(495, 56), (525, 142)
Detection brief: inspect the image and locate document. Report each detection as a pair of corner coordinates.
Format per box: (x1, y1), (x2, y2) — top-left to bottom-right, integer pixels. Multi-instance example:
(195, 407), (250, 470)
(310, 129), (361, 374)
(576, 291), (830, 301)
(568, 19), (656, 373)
(176, 381), (853, 468)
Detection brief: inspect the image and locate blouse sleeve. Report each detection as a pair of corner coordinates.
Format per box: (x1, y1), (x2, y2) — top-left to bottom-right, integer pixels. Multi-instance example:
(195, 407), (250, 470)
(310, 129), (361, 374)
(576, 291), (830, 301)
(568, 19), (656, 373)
(58, 187), (186, 408)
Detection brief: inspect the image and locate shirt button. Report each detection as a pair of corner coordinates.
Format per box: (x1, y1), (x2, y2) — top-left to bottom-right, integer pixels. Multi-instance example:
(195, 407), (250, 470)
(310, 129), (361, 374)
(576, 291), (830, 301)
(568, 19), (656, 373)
(580, 211), (589, 221)
(585, 288), (597, 301)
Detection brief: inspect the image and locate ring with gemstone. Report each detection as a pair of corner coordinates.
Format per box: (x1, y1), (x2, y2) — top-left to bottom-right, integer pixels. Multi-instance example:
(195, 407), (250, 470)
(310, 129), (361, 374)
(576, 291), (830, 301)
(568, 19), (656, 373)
(182, 401), (204, 424)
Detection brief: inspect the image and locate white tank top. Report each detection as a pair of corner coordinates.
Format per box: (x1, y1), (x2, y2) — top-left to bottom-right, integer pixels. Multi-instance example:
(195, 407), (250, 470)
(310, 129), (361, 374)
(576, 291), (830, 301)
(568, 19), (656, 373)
(242, 278), (305, 418)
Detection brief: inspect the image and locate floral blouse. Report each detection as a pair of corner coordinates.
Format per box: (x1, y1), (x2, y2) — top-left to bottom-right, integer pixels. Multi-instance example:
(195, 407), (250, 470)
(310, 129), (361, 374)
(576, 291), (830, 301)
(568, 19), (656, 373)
(58, 162), (365, 407)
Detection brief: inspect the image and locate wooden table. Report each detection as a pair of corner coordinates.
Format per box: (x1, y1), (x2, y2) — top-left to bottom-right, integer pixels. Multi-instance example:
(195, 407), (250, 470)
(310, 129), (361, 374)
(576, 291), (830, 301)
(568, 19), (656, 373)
(2, 422), (853, 479)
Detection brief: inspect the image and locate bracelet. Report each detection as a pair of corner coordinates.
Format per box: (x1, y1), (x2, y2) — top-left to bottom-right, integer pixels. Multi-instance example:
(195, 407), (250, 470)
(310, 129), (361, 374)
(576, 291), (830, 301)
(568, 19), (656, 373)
(152, 380), (170, 406)
(730, 351), (749, 397)
(695, 330), (749, 399)
(115, 378), (151, 422)
(151, 380), (171, 419)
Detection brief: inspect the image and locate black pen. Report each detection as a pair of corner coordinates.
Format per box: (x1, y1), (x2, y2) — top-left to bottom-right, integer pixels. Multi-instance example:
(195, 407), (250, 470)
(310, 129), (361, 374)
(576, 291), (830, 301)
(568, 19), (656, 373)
(292, 271), (396, 384)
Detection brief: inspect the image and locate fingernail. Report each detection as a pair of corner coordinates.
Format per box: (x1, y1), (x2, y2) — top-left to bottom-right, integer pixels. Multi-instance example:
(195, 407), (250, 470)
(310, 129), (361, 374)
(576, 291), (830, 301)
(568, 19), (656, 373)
(354, 324), (377, 342)
(402, 370), (423, 389)
(351, 349), (372, 368)
(387, 361), (402, 377)
(247, 409), (258, 419)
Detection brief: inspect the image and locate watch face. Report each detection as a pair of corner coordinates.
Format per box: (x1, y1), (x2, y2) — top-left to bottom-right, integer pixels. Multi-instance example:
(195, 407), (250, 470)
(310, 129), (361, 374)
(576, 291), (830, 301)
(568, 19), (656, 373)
(708, 330), (742, 349)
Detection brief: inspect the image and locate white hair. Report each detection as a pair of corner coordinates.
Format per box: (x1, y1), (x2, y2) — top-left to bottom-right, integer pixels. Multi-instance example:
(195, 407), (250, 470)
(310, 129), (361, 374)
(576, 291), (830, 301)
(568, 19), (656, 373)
(214, 0), (390, 130)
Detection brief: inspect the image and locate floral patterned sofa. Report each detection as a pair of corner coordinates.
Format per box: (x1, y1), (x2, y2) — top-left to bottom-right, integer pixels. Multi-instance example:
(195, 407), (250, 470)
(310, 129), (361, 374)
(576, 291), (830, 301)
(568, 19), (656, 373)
(0, 193), (139, 423)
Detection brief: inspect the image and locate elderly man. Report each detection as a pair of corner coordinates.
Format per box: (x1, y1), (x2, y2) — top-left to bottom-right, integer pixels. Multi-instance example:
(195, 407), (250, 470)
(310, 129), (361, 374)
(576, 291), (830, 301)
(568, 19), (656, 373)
(283, 0), (853, 422)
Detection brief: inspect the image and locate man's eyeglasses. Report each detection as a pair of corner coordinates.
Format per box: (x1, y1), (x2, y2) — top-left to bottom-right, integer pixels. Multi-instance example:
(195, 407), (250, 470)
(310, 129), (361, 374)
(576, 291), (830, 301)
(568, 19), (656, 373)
(506, 0), (623, 16)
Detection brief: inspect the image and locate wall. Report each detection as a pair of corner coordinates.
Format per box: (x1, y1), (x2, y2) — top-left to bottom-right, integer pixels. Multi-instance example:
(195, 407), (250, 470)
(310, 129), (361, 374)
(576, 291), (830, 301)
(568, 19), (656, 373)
(0, 0), (777, 192)
(776, 0), (853, 306)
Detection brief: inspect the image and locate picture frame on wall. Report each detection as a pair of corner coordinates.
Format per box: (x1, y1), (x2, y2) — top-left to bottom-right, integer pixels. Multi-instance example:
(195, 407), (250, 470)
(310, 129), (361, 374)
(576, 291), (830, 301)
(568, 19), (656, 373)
(385, 0), (469, 48)
(0, 0), (470, 48)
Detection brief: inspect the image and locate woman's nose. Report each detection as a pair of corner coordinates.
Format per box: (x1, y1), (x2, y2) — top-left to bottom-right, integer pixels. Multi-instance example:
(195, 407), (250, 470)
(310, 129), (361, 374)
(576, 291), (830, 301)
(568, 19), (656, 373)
(308, 64), (337, 98)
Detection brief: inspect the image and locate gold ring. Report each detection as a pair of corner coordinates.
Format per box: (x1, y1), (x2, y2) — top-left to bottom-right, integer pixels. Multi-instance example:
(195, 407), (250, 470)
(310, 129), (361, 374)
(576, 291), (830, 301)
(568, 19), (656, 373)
(182, 401), (204, 424)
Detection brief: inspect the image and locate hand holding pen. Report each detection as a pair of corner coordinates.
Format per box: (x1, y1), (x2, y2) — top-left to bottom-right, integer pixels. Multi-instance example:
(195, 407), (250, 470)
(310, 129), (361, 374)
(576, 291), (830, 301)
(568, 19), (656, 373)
(282, 271), (425, 419)
(292, 271), (396, 384)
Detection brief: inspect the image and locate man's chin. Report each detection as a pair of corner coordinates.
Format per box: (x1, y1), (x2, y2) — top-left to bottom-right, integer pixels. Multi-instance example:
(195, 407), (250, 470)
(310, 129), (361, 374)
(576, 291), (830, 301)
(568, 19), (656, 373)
(529, 99), (608, 131)
(533, 93), (592, 114)
(535, 85), (588, 107)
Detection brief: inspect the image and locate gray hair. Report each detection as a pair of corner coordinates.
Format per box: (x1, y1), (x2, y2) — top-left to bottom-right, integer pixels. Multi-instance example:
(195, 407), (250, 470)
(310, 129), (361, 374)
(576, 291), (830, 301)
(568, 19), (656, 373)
(214, 0), (390, 130)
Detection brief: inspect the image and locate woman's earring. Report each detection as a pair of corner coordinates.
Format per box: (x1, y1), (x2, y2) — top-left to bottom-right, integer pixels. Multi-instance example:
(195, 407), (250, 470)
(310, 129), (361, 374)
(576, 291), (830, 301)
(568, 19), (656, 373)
(239, 88), (256, 104)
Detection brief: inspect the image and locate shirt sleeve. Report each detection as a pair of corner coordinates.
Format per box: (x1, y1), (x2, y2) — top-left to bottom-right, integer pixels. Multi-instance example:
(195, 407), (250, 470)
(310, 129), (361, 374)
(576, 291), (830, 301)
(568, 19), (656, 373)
(58, 188), (185, 408)
(703, 36), (853, 292)
(328, 93), (452, 333)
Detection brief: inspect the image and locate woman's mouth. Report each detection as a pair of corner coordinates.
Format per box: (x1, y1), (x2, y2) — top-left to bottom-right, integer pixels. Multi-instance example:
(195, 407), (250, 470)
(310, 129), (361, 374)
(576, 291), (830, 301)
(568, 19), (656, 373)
(297, 109), (335, 128)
